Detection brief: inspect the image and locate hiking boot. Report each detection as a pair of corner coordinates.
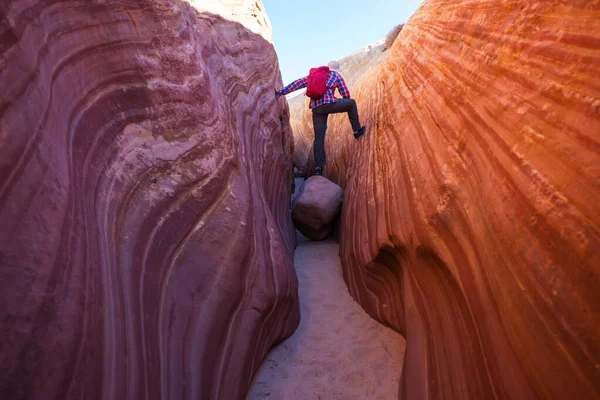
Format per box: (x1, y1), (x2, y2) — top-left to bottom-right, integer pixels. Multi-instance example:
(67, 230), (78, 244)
(354, 125), (367, 139)
(311, 166), (323, 176)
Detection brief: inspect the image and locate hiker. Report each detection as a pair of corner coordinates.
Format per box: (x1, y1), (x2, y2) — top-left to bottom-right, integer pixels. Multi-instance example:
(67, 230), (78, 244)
(276, 61), (366, 176)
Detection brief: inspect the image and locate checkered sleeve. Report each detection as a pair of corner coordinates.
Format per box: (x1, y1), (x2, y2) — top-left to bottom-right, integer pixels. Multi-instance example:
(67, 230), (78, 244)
(279, 76), (308, 95)
(336, 74), (350, 99)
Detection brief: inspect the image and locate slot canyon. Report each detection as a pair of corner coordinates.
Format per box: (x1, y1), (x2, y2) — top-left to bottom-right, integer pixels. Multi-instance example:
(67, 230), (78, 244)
(0, 1), (598, 399)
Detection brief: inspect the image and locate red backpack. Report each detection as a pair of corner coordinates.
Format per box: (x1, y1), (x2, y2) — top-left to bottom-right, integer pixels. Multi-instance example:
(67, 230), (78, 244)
(306, 66), (330, 100)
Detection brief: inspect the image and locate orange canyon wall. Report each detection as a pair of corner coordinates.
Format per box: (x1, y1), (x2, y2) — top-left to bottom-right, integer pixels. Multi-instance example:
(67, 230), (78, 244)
(290, 0), (599, 398)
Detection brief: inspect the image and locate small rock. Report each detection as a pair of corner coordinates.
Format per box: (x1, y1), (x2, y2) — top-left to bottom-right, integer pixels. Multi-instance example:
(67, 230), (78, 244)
(292, 176), (343, 241)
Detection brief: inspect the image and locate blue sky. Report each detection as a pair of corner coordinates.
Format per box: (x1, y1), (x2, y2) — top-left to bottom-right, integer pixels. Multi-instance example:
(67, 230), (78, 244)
(263, 0), (424, 84)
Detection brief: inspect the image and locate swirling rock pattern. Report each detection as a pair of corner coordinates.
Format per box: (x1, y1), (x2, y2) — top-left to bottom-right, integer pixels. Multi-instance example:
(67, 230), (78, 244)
(291, 1), (600, 398)
(187, 0), (274, 42)
(0, 1), (298, 399)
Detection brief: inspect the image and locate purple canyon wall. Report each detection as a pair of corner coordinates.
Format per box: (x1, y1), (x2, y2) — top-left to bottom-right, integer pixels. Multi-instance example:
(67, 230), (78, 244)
(0, 1), (299, 399)
(291, 0), (600, 399)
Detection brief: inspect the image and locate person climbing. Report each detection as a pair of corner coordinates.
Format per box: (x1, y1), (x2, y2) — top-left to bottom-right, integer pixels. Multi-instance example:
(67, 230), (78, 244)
(276, 61), (366, 176)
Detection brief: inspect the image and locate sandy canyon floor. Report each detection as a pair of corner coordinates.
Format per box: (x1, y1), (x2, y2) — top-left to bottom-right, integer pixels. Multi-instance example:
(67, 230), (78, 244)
(247, 232), (406, 399)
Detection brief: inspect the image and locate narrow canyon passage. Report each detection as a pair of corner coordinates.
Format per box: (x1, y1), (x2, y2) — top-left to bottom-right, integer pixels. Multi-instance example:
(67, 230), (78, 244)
(246, 233), (406, 400)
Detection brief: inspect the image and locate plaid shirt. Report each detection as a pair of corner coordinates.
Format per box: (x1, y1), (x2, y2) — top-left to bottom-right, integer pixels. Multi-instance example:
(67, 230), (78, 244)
(279, 71), (350, 109)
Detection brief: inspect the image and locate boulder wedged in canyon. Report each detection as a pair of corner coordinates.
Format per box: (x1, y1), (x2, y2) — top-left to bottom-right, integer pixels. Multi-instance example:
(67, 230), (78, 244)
(290, 1), (600, 399)
(0, 1), (298, 399)
(292, 176), (343, 241)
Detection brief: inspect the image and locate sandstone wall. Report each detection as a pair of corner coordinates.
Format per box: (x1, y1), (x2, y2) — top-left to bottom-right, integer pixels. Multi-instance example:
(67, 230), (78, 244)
(0, 1), (298, 399)
(291, 1), (600, 398)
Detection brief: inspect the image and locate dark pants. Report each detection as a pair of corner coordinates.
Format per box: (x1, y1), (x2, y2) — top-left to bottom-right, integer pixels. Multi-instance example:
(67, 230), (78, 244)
(312, 99), (361, 168)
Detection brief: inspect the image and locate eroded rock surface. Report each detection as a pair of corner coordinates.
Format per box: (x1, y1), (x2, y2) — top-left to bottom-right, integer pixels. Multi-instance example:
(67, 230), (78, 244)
(290, 1), (600, 399)
(292, 176), (343, 240)
(0, 1), (298, 399)
(187, 0), (274, 42)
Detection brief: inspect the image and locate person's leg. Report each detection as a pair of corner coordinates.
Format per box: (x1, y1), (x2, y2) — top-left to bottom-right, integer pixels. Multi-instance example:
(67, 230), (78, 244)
(343, 99), (361, 132)
(312, 109), (329, 168)
(317, 99), (361, 132)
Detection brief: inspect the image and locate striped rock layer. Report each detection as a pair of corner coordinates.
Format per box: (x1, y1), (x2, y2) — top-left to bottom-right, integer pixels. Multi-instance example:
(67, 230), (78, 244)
(291, 1), (600, 399)
(0, 1), (298, 399)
